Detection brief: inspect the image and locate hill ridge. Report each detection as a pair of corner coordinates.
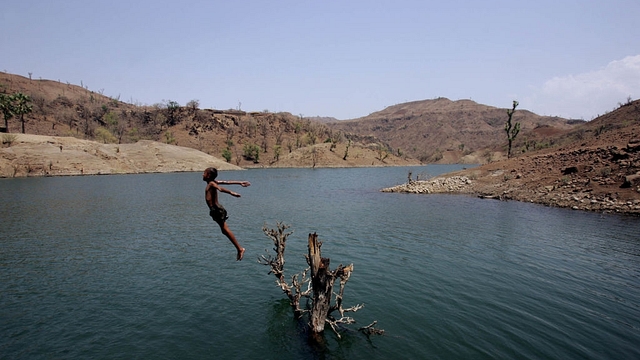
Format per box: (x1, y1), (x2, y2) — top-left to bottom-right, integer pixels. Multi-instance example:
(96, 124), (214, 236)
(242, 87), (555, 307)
(328, 96), (582, 163)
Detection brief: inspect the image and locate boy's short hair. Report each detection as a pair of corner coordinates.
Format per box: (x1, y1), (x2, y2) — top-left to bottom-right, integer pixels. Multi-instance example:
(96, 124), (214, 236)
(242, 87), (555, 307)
(204, 167), (218, 180)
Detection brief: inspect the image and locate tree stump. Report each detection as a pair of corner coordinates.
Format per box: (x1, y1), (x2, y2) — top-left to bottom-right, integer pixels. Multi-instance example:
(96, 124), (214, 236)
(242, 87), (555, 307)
(308, 232), (334, 334)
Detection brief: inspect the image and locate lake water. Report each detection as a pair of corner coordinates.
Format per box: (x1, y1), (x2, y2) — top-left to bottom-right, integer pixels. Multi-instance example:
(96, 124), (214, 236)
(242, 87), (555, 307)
(1, 166), (639, 359)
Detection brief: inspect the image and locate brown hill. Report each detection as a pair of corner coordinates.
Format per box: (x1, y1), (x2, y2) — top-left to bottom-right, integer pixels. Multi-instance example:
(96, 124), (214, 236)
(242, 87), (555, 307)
(327, 97), (582, 163)
(383, 98), (640, 215)
(0, 72), (415, 173)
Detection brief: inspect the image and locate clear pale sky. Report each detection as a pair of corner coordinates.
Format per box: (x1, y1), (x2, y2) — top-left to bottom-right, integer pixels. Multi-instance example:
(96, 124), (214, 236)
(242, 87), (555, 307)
(2, 0), (639, 120)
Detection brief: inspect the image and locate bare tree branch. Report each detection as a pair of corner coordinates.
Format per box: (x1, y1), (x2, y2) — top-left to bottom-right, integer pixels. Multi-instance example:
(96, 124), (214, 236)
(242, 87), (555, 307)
(358, 321), (385, 336)
(259, 222), (310, 317)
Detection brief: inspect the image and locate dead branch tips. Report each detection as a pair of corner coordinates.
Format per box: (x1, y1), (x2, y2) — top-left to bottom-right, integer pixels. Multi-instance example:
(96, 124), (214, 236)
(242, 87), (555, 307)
(259, 222), (310, 317)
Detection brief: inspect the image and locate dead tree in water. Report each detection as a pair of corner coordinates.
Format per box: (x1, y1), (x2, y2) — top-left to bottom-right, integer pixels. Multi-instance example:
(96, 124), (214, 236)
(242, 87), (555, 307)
(259, 222), (383, 339)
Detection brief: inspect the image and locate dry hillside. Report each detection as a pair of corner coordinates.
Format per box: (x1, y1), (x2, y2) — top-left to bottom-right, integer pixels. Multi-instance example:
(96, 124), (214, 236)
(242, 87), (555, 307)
(0, 72), (414, 170)
(328, 97), (583, 163)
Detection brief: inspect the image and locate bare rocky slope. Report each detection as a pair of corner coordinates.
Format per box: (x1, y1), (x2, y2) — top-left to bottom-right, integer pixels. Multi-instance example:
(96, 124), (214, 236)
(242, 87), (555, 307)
(328, 97), (583, 163)
(382, 99), (640, 215)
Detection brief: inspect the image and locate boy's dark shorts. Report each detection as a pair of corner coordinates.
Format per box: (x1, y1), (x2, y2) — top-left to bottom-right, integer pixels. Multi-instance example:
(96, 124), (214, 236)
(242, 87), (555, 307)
(209, 206), (229, 225)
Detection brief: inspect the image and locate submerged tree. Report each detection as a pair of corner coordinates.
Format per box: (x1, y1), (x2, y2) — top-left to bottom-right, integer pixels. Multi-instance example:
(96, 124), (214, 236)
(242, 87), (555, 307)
(259, 222), (383, 341)
(504, 100), (520, 158)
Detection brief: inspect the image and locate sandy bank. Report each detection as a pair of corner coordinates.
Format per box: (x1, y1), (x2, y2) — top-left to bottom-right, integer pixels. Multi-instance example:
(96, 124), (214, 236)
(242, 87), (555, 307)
(0, 134), (241, 178)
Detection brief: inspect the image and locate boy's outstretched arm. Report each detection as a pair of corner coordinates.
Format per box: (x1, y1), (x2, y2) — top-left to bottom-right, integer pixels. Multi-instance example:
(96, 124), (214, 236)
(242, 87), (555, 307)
(217, 180), (251, 187)
(213, 182), (242, 197)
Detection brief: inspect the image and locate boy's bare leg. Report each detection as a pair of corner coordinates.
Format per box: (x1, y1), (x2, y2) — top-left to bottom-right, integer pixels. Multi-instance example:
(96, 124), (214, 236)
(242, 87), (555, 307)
(220, 222), (245, 261)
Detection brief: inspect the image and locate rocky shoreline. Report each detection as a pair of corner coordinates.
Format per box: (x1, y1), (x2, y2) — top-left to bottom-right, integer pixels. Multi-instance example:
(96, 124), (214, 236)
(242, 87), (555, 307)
(381, 176), (474, 195)
(382, 168), (640, 216)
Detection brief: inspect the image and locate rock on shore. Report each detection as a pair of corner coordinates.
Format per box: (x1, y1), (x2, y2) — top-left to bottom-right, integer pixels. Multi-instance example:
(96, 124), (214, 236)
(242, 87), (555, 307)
(381, 176), (473, 194)
(381, 142), (640, 216)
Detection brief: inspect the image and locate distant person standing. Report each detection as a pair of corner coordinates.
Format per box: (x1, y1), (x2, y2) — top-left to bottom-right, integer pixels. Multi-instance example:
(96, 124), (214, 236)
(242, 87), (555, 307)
(202, 167), (250, 261)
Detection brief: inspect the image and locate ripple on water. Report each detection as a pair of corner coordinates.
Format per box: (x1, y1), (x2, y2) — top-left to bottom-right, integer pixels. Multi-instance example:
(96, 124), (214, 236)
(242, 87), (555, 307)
(2, 169), (640, 359)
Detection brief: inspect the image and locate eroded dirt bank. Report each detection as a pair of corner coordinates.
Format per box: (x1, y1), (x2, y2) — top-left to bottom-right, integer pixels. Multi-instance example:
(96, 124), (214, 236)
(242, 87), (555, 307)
(0, 134), (240, 177)
(383, 141), (640, 216)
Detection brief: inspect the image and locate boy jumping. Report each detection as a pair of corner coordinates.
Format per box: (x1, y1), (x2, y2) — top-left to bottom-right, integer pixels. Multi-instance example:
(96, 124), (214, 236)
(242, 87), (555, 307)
(203, 167), (250, 261)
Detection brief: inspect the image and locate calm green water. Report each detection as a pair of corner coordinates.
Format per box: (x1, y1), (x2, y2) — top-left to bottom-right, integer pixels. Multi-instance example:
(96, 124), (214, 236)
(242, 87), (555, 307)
(1, 166), (639, 359)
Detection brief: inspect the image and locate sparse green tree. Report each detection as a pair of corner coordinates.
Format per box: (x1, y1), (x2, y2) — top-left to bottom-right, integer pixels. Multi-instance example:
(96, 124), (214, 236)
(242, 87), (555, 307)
(307, 126), (317, 145)
(128, 128), (140, 142)
(376, 144), (389, 162)
(222, 147), (232, 163)
(103, 111), (118, 128)
(243, 143), (260, 163)
(504, 100), (520, 158)
(115, 118), (127, 143)
(13, 93), (33, 134)
(165, 100), (180, 126)
(325, 137), (337, 152)
(273, 144), (282, 162)
(275, 128), (284, 146)
(309, 147), (318, 168)
(225, 126), (235, 146)
(0, 93), (15, 131)
(164, 131), (176, 144)
(103, 111), (122, 142)
(95, 127), (117, 143)
(260, 121), (269, 152)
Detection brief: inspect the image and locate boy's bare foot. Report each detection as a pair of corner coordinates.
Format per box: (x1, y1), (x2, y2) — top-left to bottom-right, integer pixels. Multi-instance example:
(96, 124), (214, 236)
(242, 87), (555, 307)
(237, 248), (245, 261)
